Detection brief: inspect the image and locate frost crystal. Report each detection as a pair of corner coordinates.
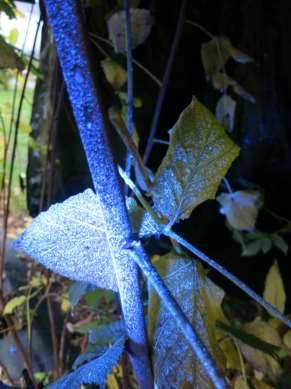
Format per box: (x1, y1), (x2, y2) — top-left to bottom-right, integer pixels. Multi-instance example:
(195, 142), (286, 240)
(15, 189), (118, 291)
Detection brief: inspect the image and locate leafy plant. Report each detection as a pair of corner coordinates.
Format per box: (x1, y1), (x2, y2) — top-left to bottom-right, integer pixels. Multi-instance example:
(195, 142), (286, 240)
(2, 1), (291, 388)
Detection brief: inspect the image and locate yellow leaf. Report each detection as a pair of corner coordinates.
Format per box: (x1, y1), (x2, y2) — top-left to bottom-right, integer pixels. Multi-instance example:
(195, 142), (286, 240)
(251, 379), (273, 389)
(107, 373), (120, 389)
(101, 58), (127, 89)
(61, 294), (70, 313)
(3, 295), (27, 315)
(263, 261), (286, 313)
(239, 317), (282, 379)
(233, 375), (249, 389)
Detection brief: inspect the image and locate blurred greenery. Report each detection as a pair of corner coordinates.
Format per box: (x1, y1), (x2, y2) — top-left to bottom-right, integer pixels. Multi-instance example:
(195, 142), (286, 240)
(0, 83), (33, 212)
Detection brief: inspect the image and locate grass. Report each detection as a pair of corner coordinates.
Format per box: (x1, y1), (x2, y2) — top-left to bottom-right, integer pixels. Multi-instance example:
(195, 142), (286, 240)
(0, 82), (34, 213)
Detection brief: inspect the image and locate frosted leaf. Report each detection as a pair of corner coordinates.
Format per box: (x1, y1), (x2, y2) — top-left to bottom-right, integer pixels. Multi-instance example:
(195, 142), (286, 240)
(148, 252), (234, 388)
(14, 189), (118, 291)
(126, 197), (161, 237)
(217, 190), (261, 231)
(216, 94), (236, 133)
(48, 337), (125, 388)
(107, 8), (153, 53)
(151, 97), (240, 225)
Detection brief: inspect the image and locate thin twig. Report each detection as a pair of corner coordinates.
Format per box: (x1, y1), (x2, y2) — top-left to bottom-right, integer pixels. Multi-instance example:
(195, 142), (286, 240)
(110, 108), (151, 191)
(166, 230), (291, 329)
(143, 0), (188, 164)
(47, 291), (59, 379)
(185, 20), (214, 40)
(89, 34), (162, 87)
(123, 0), (134, 193)
(58, 314), (68, 377)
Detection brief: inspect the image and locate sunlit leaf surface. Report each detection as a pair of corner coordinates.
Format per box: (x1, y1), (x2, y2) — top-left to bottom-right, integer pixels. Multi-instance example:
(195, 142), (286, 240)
(152, 97), (239, 225)
(48, 337), (125, 389)
(15, 189), (118, 291)
(148, 252), (234, 388)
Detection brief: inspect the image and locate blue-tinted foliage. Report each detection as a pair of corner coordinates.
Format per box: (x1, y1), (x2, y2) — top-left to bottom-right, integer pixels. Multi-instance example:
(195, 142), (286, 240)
(47, 337), (125, 389)
(14, 189), (118, 291)
(73, 320), (125, 369)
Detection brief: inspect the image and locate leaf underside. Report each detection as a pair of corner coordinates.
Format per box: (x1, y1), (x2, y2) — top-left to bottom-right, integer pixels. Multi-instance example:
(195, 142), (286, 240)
(15, 189), (118, 291)
(151, 97), (240, 226)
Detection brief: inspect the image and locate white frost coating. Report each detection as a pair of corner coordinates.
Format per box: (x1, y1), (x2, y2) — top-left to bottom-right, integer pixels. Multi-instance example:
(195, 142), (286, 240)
(15, 189), (118, 291)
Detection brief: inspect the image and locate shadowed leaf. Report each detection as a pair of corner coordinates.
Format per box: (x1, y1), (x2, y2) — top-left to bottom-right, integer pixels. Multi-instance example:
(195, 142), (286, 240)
(152, 97), (239, 225)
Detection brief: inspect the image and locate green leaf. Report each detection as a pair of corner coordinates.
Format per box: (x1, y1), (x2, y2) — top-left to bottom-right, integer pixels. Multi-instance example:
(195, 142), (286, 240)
(0, 35), (24, 71)
(8, 28), (18, 45)
(148, 252), (237, 388)
(84, 288), (114, 307)
(270, 233), (288, 255)
(68, 281), (96, 308)
(0, 0), (16, 19)
(151, 97), (239, 225)
(3, 295), (27, 315)
(263, 261), (286, 314)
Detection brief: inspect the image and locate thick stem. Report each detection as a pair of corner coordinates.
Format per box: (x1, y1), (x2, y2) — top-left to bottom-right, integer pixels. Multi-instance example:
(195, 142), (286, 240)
(42, 1), (153, 387)
(129, 242), (228, 389)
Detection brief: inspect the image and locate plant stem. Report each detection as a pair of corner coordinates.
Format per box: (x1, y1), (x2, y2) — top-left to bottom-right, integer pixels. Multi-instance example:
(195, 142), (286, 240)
(89, 34), (162, 87)
(143, 0), (188, 164)
(129, 242), (228, 389)
(123, 0), (134, 193)
(167, 230), (291, 329)
(42, 1), (153, 387)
